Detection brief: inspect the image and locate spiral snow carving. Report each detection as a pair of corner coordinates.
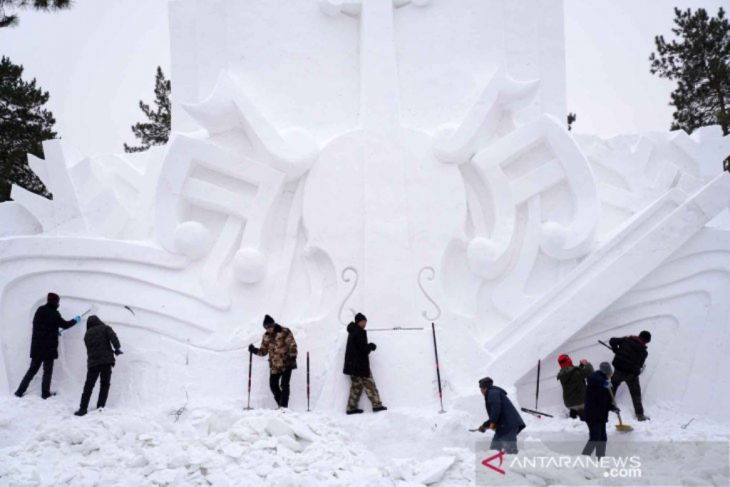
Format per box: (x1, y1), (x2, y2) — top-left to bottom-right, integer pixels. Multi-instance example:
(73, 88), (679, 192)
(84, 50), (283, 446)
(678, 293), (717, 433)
(1, 0), (730, 420)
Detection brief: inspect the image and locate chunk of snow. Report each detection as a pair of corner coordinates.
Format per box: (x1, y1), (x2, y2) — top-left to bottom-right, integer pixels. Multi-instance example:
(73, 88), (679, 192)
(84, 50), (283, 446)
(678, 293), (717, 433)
(414, 455), (455, 484)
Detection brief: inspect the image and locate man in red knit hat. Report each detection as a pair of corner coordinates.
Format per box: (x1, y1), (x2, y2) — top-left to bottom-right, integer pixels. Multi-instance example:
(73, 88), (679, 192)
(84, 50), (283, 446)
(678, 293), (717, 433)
(556, 354), (593, 420)
(15, 293), (80, 399)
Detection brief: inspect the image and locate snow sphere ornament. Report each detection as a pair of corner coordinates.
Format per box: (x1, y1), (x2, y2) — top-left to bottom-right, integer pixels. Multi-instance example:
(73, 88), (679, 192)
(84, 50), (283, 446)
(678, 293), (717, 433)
(173, 221), (213, 260)
(541, 222), (569, 254)
(234, 248), (267, 283)
(467, 238), (501, 279)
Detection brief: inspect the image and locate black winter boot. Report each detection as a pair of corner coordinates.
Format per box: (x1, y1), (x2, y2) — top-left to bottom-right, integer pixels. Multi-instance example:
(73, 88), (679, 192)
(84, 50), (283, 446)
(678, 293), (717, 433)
(346, 409), (364, 415)
(74, 409), (88, 417)
(373, 406), (388, 412)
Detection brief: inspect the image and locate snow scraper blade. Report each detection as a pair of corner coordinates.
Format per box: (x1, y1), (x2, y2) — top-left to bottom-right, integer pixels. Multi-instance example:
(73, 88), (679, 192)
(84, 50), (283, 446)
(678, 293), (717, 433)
(615, 412), (634, 432)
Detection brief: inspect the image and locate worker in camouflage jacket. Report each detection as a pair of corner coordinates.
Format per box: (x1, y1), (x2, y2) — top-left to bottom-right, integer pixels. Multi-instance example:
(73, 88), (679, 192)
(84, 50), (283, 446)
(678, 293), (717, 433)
(249, 315), (298, 408)
(556, 354), (594, 420)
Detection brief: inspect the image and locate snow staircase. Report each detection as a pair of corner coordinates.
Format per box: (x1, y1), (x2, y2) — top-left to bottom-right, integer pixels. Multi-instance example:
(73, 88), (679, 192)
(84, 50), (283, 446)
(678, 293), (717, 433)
(485, 171), (730, 385)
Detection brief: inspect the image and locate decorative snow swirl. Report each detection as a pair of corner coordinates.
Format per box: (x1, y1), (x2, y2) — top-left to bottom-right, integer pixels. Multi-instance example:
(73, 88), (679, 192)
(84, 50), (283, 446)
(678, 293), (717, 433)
(418, 267), (441, 321)
(338, 267), (359, 325)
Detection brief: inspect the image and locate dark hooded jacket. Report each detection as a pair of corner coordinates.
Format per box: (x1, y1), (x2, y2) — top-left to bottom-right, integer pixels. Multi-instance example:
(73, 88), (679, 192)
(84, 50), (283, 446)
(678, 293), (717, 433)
(343, 322), (372, 378)
(30, 303), (77, 360)
(610, 336), (648, 375)
(583, 371), (614, 423)
(84, 316), (121, 368)
(483, 386), (526, 437)
(557, 362), (594, 408)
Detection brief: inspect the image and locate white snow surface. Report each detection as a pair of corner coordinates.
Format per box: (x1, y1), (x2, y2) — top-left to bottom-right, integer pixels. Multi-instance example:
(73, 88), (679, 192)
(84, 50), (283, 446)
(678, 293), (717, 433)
(0, 397), (475, 487)
(2, 1), (730, 483)
(1, 396), (729, 486)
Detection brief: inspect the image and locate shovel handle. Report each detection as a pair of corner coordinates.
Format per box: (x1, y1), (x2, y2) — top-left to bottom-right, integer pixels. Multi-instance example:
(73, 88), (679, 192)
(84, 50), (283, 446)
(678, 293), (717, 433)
(606, 386), (626, 426)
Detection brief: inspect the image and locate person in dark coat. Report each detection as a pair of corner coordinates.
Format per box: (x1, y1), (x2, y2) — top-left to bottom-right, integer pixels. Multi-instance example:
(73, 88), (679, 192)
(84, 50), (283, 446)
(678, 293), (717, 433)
(609, 331), (650, 421)
(249, 315), (298, 408)
(556, 354), (594, 420)
(582, 362), (619, 458)
(343, 312), (387, 414)
(477, 377), (526, 454)
(15, 293), (80, 399)
(74, 315), (122, 416)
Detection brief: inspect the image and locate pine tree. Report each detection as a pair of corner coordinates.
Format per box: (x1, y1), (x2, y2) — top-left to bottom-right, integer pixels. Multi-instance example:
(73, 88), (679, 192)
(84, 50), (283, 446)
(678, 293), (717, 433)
(650, 7), (730, 137)
(567, 112), (577, 131)
(0, 56), (55, 202)
(124, 67), (171, 153)
(0, 0), (72, 28)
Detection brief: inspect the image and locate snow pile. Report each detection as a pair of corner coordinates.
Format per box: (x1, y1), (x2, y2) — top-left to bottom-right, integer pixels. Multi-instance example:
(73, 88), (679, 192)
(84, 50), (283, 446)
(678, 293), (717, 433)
(2, 396), (730, 486)
(0, 397), (474, 487)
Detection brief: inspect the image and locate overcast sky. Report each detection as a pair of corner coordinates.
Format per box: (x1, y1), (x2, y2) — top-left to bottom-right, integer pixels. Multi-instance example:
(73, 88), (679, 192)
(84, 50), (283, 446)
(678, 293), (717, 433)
(0, 0), (726, 157)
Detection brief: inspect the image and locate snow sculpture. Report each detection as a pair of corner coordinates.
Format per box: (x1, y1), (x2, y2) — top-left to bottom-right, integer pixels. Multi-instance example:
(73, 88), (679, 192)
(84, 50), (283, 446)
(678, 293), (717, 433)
(1, 0), (729, 420)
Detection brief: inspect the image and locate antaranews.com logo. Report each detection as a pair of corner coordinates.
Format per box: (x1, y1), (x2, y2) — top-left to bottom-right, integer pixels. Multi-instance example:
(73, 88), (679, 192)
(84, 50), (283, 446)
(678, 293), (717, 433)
(483, 451), (641, 477)
(475, 440), (728, 486)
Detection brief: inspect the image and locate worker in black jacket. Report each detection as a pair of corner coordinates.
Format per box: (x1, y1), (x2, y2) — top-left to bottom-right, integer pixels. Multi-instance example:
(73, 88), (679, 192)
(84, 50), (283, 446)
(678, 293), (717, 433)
(74, 315), (123, 416)
(609, 331), (651, 421)
(15, 293), (80, 399)
(343, 312), (387, 414)
(582, 362), (620, 458)
(476, 377), (526, 454)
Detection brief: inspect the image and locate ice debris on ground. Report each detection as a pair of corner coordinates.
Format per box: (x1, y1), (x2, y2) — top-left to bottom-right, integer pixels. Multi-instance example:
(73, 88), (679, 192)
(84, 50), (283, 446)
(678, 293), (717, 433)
(0, 397), (474, 487)
(2, 398), (730, 486)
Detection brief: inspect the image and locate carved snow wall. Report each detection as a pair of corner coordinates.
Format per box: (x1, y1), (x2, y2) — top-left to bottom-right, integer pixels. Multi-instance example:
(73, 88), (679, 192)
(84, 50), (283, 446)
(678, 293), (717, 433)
(1, 0), (729, 419)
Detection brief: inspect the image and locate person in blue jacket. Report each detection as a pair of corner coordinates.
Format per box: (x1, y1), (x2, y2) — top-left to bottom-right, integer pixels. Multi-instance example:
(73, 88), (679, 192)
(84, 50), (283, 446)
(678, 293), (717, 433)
(582, 362), (620, 458)
(476, 377), (526, 454)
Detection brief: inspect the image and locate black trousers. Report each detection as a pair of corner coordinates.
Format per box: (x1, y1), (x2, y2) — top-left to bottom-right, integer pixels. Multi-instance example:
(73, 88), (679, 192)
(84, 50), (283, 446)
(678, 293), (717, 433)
(269, 369), (292, 407)
(490, 427), (521, 454)
(582, 421), (608, 458)
(16, 358), (55, 397)
(569, 408), (585, 421)
(612, 370), (644, 415)
(79, 364), (113, 410)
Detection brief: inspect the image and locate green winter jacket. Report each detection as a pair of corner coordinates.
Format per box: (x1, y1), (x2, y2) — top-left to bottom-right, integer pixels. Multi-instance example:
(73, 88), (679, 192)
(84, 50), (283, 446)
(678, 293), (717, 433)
(556, 362), (594, 409)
